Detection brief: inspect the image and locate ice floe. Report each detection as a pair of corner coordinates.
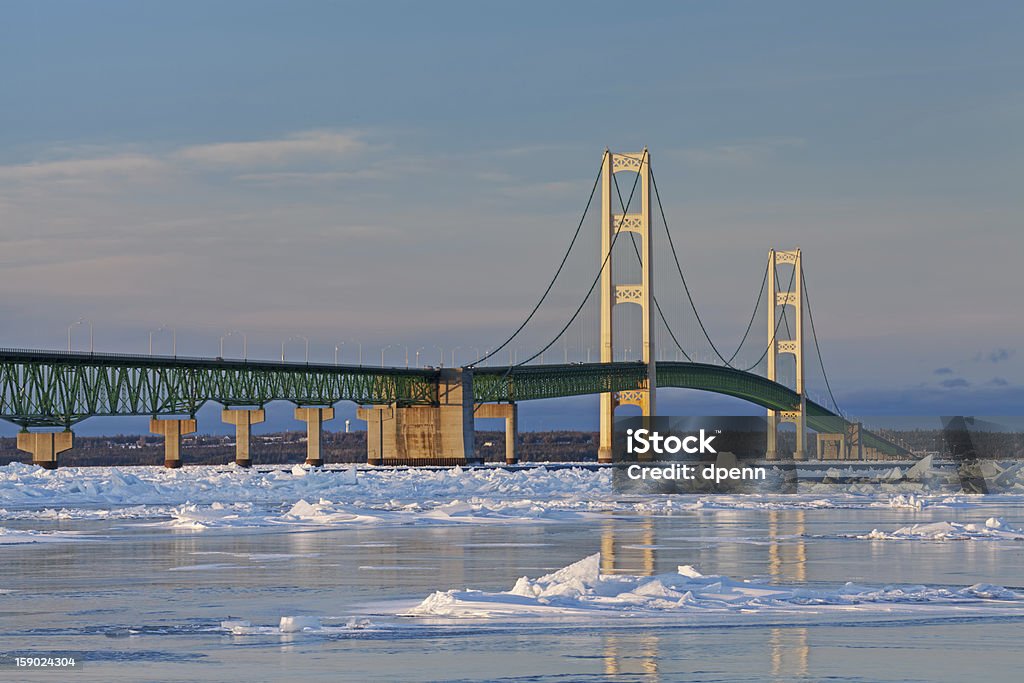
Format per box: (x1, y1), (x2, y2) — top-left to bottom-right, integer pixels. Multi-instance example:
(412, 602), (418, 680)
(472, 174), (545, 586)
(0, 526), (92, 544)
(1, 461), (1022, 529)
(404, 552), (1024, 619)
(858, 517), (1024, 541)
(222, 616), (375, 635)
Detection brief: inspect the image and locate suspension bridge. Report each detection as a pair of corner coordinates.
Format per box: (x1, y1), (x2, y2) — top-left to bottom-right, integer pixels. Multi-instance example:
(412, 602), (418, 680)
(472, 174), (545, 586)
(0, 149), (908, 468)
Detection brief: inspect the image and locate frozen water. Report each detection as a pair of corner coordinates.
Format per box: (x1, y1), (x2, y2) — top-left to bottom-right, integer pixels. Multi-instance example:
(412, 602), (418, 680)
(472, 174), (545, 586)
(4, 462), (1021, 531)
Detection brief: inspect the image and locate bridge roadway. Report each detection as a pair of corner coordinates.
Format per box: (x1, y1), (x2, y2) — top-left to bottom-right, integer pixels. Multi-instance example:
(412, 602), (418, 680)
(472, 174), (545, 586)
(0, 348), (903, 458)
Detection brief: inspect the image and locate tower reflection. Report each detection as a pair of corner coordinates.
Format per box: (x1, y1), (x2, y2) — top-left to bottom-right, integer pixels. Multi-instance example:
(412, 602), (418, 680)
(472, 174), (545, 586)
(768, 509), (809, 680)
(601, 517), (659, 679)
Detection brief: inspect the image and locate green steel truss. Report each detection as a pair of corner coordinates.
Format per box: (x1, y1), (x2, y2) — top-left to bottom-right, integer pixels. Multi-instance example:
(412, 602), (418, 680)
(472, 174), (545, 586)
(473, 362), (648, 402)
(477, 361), (907, 456)
(0, 351), (904, 455)
(0, 349), (436, 428)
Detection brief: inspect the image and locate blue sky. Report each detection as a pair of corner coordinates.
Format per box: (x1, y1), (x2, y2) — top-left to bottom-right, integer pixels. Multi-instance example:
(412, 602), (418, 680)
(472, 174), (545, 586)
(1, 1), (1022, 434)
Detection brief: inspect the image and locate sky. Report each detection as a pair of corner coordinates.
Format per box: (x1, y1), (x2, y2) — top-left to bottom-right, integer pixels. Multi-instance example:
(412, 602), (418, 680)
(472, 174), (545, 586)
(1, 1), (1022, 434)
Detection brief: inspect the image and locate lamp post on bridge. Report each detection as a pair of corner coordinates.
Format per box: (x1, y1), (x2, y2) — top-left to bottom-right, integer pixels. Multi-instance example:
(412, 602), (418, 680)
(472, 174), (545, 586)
(433, 345), (444, 368)
(414, 347), (425, 368)
(149, 325), (176, 357)
(281, 335), (309, 363)
(380, 344), (395, 367)
(67, 318), (94, 353)
(220, 330), (247, 360)
(334, 342), (343, 365)
(450, 347), (461, 368)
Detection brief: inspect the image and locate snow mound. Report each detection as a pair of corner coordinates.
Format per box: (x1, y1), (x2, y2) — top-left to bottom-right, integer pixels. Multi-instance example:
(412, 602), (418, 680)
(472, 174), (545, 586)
(859, 517), (1024, 541)
(405, 552), (1024, 619)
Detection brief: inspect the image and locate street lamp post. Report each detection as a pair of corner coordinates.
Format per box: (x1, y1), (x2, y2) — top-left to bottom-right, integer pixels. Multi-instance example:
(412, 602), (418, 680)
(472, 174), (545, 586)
(433, 345), (444, 368)
(220, 330), (247, 360)
(281, 335), (309, 362)
(67, 318), (94, 353)
(334, 342), (344, 365)
(450, 347), (461, 368)
(380, 344), (395, 367)
(414, 347), (425, 368)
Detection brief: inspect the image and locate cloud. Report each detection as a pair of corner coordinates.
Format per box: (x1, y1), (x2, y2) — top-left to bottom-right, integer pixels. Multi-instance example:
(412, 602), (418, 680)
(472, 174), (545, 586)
(974, 348), (1015, 362)
(990, 377), (1010, 386)
(0, 154), (164, 181)
(940, 378), (970, 388)
(933, 367), (954, 375)
(174, 130), (365, 167)
(675, 137), (804, 167)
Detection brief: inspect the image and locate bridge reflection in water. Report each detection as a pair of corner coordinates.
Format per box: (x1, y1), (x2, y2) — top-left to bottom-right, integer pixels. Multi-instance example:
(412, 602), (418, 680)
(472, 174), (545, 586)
(769, 510), (809, 681)
(598, 512), (811, 681)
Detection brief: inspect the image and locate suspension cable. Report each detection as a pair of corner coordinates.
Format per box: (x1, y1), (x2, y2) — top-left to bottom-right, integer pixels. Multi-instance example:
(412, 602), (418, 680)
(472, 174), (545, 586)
(649, 167), (780, 370)
(514, 150), (648, 367)
(650, 166), (805, 372)
(468, 153), (606, 367)
(802, 268), (844, 416)
(612, 174), (771, 365)
(739, 259), (798, 371)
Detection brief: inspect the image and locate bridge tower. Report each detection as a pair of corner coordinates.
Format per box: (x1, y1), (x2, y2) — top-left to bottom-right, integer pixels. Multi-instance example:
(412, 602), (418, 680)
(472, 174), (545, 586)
(766, 248), (806, 460)
(598, 149), (656, 463)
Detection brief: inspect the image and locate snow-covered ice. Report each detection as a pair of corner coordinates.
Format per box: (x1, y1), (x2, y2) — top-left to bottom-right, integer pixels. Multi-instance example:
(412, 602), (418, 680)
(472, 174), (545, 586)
(405, 552), (1024, 619)
(858, 517), (1024, 541)
(0, 526), (92, 544)
(1, 461), (1022, 531)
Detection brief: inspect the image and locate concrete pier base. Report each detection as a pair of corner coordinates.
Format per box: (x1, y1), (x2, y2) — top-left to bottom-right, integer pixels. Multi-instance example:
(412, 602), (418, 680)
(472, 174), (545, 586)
(17, 431), (73, 469)
(476, 403), (518, 464)
(221, 408), (265, 467)
(357, 369), (474, 466)
(150, 418), (197, 468)
(294, 406), (334, 466)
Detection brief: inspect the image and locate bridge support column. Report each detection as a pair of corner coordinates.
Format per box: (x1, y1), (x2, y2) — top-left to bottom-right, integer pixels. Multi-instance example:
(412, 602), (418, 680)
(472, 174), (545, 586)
(816, 432), (846, 461)
(357, 405), (392, 465)
(767, 248), (806, 461)
(475, 403), (518, 465)
(849, 422), (864, 461)
(17, 431), (73, 470)
(598, 149), (656, 463)
(356, 369), (474, 466)
(150, 418), (196, 468)
(766, 413), (778, 461)
(294, 407), (334, 467)
(221, 408), (265, 467)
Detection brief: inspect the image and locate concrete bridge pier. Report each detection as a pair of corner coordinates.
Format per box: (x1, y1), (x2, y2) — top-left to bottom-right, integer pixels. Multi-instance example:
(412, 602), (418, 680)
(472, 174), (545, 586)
(150, 418), (197, 468)
(357, 368), (474, 466)
(294, 406), (334, 466)
(17, 430), (73, 469)
(476, 403), (518, 464)
(221, 408), (265, 467)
